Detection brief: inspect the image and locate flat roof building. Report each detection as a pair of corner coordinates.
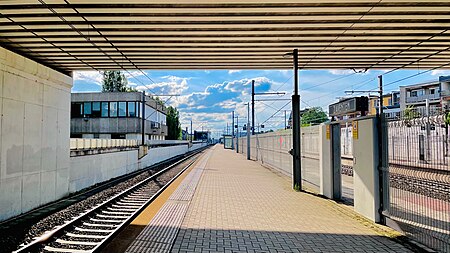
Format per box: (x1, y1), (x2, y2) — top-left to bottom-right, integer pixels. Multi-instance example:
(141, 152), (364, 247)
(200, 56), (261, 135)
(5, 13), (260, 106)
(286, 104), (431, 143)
(71, 92), (168, 141)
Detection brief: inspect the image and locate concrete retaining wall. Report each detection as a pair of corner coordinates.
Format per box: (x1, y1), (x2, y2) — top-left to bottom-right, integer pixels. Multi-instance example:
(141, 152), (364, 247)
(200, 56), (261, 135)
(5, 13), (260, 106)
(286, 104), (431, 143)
(138, 142), (207, 169)
(0, 47), (72, 221)
(69, 150), (139, 193)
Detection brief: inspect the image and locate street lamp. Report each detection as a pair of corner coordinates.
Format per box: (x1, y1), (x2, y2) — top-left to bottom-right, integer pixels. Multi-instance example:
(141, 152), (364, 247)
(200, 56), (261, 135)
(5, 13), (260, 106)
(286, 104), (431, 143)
(283, 49), (302, 191)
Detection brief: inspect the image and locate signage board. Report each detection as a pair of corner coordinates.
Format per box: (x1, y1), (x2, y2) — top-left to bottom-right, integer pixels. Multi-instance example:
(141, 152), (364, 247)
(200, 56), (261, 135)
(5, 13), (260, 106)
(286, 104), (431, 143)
(329, 96), (369, 117)
(352, 121), (359, 139)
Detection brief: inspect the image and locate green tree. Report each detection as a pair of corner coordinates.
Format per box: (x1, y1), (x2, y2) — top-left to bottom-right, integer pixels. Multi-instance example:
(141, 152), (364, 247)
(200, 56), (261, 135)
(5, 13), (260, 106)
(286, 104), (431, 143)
(166, 106), (182, 140)
(301, 107), (328, 126)
(102, 70), (128, 92)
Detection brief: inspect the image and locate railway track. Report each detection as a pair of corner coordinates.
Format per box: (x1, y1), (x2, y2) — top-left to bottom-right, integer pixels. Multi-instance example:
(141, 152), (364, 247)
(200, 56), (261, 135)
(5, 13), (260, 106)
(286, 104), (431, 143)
(13, 148), (206, 253)
(340, 156), (449, 202)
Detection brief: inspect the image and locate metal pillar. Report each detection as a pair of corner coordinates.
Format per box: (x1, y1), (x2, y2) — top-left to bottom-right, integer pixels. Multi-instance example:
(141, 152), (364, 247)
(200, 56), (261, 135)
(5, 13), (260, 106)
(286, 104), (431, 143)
(251, 80), (255, 135)
(292, 48), (302, 190)
(377, 75), (386, 224)
(232, 111), (235, 150)
(247, 103), (251, 160)
(236, 115), (239, 153)
(190, 120), (193, 141)
(284, 110), (287, 130)
(141, 91), (146, 145)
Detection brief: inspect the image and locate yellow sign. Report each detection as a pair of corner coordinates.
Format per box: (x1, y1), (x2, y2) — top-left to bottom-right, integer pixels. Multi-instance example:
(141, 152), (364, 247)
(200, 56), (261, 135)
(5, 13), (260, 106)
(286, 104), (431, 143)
(326, 125), (330, 139)
(352, 121), (358, 139)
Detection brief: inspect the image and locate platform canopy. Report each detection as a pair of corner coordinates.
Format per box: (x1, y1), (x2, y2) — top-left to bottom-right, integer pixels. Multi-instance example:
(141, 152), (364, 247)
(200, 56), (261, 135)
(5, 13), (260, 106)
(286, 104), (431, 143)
(1, 0), (450, 74)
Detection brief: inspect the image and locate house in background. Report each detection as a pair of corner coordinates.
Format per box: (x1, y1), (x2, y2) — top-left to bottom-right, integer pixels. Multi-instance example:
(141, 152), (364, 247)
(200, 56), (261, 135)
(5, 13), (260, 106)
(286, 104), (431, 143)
(368, 91), (401, 119)
(399, 75), (450, 115)
(70, 92), (168, 141)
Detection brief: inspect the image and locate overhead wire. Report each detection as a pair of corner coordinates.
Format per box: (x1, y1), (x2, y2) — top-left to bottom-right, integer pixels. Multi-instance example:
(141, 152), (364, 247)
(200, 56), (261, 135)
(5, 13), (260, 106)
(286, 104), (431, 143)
(41, 0), (159, 95)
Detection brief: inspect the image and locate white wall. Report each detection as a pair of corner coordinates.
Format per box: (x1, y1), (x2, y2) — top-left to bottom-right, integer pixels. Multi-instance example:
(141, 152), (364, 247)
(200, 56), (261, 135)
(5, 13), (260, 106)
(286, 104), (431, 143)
(69, 150), (138, 193)
(0, 47), (72, 221)
(139, 142), (206, 169)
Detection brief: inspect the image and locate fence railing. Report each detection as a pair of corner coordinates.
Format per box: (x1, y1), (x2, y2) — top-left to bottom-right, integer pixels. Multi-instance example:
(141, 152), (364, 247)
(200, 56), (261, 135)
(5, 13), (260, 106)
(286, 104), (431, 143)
(237, 126), (321, 193)
(384, 113), (450, 252)
(70, 138), (138, 150)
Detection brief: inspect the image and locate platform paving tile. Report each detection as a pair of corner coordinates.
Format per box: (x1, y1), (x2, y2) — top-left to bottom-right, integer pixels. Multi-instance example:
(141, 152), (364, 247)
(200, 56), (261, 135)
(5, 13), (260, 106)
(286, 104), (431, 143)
(171, 147), (412, 253)
(124, 149), (212, 253)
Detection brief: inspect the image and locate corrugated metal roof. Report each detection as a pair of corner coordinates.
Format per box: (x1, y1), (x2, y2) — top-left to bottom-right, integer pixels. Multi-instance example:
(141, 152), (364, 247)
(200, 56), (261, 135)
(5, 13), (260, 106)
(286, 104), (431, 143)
(1, 0), (450, 74)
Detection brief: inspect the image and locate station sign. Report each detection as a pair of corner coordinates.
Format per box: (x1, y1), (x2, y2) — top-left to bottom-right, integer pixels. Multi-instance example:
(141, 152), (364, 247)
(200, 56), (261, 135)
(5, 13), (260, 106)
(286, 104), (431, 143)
(329, 96), (369, 117)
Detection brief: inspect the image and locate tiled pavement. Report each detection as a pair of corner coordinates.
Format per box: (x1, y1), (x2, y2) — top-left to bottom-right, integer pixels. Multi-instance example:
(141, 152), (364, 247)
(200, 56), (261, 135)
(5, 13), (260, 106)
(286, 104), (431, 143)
(170, 146), (410, 253)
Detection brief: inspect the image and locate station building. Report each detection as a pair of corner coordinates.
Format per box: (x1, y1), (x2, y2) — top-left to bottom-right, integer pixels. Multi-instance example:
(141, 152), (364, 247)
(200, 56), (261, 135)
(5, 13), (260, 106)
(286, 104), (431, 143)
(70, 92), (168, 141)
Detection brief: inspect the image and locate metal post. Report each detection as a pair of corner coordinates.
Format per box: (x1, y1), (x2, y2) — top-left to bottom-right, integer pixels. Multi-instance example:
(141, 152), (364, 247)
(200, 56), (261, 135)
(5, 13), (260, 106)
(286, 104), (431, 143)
(284, 110), (287, 130)
(247, 103), (251, 160)
(141, 91), (146, 146)
(236, 115), (239, 153)
(426, 99), (431, 161)
(190, 120), (193, 141)
(292, 49), (302, 190)
(232, 111), (235, 150)
(377, 75), (386, 224)
(252, 80), (255, 135)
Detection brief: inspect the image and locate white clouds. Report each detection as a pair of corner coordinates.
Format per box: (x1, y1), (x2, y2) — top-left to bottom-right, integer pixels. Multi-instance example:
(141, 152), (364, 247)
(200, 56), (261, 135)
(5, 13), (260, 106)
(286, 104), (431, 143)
(134, 75), (190, 95)
(73, 71), (103, 85)
(328, 69), (370, 75)
(431, 70), (450, 76)
(228, 70), (242, 74)
(123, 70), (147, 79)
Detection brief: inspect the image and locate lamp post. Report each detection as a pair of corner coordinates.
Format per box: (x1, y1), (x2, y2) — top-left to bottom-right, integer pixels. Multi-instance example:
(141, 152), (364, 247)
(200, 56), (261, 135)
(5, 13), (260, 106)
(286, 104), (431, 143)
(284, 49), (302, 190)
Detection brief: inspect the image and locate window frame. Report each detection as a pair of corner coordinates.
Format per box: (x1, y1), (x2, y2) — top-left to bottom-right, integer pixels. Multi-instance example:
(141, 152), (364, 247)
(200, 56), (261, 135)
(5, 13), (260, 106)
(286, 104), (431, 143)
(101, 102), (109, 117)
(118, 101), (127, 117)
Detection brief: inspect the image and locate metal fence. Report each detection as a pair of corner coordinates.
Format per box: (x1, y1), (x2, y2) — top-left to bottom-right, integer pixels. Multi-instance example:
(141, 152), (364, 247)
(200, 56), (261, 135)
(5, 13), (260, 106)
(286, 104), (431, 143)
(384, 113), (450, 252)
(237, 126), (321, 193)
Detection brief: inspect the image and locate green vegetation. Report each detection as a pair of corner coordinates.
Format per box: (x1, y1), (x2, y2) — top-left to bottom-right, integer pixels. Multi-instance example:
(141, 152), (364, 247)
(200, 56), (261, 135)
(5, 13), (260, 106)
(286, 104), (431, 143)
(166, 106), (182, 140)
(445, 111), (450, 125)
(102, 70), (132, 92)
(403, 105), (421, 126)
(301, 107), (328, 126)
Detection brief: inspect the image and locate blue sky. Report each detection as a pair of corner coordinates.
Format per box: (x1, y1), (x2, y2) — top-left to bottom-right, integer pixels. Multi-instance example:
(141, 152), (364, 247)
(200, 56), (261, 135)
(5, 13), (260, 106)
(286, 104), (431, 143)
(73, 68), (450, 138)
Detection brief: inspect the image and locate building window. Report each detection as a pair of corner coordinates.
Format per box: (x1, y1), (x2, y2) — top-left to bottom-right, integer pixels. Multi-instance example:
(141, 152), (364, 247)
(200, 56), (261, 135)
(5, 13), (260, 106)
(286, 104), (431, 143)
(118, 102), (127, 117)
(71, 102), (83, 118)
(128, 102), (136, 117)
(138, 102), (143, 118)
(93, 133), (100, 139)
(92, 102), (101, 117)
(83, 102), (92, 116)
(101, 102), (109, 117)
(109, 102), (118, 117)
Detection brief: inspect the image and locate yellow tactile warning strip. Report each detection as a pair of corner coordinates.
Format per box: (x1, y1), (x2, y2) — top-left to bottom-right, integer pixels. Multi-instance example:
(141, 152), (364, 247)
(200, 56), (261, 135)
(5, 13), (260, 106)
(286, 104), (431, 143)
(99, 149), (211, 253)
(124, 148), (213, 253)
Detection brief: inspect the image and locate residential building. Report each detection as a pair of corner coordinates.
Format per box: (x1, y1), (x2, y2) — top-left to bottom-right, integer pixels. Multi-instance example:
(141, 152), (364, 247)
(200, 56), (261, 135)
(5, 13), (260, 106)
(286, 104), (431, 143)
(71, 92), (168, 141)
(400, 75), (450, 115)
(368, 91), (401, 119)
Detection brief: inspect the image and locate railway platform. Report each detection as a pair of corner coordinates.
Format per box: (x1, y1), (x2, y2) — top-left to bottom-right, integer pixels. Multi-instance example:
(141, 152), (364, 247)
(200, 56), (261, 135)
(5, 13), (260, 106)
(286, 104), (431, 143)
(106, 145), (412, 253)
